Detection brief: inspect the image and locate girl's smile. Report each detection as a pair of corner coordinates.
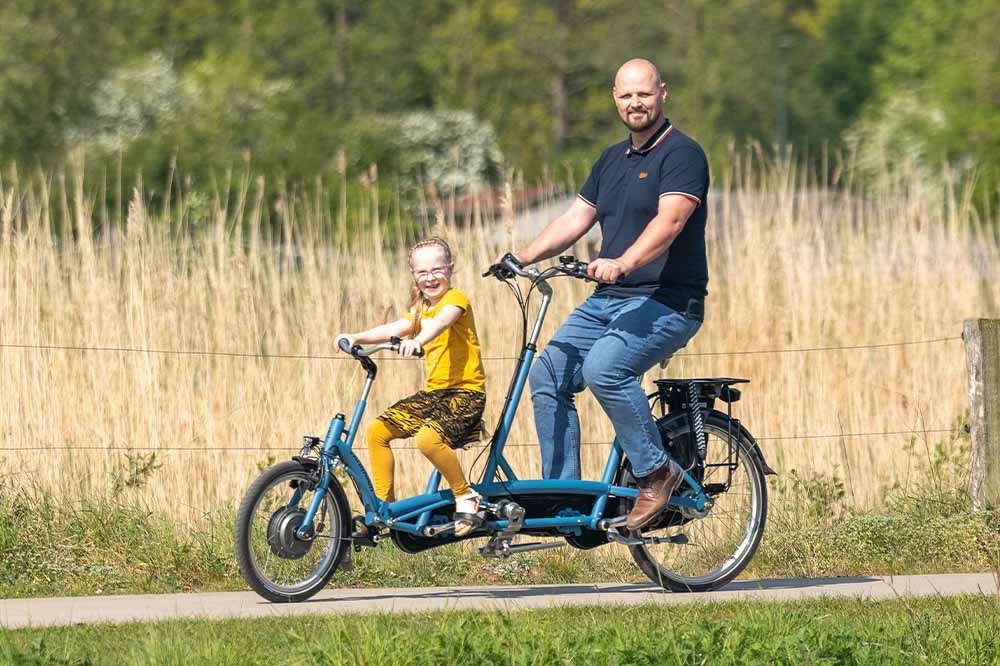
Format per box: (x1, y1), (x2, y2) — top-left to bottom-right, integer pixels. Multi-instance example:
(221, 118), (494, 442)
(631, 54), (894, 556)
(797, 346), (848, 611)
(410, 245), (453, 304)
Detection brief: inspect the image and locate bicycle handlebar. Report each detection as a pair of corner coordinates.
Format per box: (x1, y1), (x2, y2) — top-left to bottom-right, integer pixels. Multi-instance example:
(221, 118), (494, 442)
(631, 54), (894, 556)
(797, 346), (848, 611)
(337, 336), (425, 358)
(484, 253), (604, 285)
(482, 252), (539, 280)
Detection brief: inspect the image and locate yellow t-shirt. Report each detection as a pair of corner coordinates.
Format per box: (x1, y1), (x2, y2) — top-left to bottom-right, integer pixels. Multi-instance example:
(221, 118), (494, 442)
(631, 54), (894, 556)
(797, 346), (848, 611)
(408, 288), (486, 393)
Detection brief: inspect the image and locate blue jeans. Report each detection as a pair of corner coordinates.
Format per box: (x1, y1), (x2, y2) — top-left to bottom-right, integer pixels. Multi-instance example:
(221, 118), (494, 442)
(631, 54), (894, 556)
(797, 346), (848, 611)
(529, 294), (702, 479)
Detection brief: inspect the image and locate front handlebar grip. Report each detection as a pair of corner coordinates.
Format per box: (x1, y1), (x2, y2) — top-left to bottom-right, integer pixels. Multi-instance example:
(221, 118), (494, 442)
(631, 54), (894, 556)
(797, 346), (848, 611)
(337, 337), (353, 354)
(483, 252), (523, 279)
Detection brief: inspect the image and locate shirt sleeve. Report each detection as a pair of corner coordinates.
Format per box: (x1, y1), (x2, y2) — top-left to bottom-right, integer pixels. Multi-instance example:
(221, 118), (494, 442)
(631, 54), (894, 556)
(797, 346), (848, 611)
(578, 151), (608, 208)
(440, 288), (469, 312)
(658, 146), (709, 206)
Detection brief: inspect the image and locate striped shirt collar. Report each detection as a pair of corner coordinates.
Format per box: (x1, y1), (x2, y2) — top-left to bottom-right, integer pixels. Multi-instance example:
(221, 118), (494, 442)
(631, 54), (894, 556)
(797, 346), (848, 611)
(625, 119), (673, 155)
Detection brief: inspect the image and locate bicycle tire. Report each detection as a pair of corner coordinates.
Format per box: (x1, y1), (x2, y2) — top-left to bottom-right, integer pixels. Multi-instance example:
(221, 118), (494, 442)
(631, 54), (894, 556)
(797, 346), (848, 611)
(235, 460), (351, 602)
(622, 412), (768, 592)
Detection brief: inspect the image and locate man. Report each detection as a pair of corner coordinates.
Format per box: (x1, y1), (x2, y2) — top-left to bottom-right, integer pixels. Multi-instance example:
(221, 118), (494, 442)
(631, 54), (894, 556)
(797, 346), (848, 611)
(510, 59), (709, 531)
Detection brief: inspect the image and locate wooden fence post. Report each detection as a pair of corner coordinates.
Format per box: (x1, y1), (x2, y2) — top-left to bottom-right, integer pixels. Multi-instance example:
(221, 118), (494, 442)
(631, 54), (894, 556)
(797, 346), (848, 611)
(964, 319), (1000, 509)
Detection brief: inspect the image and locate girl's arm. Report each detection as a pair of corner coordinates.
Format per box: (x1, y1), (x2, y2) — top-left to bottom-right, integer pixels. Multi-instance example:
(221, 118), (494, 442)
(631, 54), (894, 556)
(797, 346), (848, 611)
(336, 318), (412, 351)
(397, 305), (463, 357)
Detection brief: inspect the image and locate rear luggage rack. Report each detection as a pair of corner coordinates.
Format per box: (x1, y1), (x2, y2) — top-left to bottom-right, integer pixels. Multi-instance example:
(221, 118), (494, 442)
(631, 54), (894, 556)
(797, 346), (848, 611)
(653, 378), (749, 413)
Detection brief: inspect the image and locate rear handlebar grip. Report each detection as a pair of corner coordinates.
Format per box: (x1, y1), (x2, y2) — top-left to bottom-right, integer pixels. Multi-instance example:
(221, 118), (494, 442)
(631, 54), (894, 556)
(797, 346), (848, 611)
(337, 337), (352, 354)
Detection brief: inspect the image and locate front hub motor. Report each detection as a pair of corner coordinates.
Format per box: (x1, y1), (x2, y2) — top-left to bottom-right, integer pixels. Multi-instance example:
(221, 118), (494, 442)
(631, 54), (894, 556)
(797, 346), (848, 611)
(266, 507), (314, 560)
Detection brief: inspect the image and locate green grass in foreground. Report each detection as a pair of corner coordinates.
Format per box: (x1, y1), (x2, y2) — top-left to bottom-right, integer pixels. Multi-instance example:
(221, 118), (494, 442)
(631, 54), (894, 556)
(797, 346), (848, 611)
(3, 596), (1000, 665)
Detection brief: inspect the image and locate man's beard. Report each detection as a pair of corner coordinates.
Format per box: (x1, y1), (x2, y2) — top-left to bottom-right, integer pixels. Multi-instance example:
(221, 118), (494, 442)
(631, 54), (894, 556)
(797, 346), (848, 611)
(622, 109), (661, 132)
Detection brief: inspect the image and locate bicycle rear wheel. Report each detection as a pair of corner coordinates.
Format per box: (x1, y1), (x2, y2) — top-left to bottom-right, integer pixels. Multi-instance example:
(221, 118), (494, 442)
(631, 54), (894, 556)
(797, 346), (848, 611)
(623, 414), (767, 592)
(234, 460), (351, 602)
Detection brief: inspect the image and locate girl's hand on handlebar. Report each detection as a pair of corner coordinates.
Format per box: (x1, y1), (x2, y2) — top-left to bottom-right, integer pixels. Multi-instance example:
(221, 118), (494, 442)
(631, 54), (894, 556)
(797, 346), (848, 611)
(335, 333), (356, 353)
(587, 258), (629, 283)
(397, 339), (424, 358)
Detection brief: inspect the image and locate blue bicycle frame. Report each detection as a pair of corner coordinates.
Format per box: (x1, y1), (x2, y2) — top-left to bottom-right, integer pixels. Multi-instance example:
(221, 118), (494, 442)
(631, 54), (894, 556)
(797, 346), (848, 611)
(295, 266), (711, 540)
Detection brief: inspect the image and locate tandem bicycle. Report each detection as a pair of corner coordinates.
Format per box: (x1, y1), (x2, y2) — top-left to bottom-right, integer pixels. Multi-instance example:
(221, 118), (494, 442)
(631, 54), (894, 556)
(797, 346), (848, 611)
(235, 254), (776, 602)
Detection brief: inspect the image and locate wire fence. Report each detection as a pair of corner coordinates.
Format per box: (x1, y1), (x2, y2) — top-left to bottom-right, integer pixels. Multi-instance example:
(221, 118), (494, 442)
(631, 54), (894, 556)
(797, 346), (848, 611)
(0, 334), (962, 362)
(0, 333), (965, 455)
(0, 427), (959, 454)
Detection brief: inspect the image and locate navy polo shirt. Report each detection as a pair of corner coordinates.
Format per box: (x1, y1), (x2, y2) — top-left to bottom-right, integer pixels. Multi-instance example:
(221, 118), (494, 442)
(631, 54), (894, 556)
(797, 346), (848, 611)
(578, 119), (709, 313)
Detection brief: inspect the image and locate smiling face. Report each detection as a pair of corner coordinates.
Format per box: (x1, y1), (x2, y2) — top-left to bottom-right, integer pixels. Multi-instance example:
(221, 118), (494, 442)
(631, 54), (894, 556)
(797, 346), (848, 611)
(409, 244), (453, 304)
(613, 59), (667, 134)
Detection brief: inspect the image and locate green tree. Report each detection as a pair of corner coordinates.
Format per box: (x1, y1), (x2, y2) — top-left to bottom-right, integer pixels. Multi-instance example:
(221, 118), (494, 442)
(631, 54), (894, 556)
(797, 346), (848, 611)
(862, 0), (1000, 203)
(0, 1), (142, 162)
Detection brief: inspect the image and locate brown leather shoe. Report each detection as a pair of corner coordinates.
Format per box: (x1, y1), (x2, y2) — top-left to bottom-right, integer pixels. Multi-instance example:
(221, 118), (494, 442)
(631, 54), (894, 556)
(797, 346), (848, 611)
(626, 460), (684, 531)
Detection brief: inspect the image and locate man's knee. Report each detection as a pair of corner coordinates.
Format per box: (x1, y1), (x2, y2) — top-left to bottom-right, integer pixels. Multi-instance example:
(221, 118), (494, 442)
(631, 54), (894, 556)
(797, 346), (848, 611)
(581, 355), (629, 392)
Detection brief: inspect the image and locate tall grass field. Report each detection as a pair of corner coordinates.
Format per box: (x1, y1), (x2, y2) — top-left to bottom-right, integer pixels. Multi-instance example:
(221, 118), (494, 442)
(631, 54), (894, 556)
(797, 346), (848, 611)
(1, 154), (997, 532)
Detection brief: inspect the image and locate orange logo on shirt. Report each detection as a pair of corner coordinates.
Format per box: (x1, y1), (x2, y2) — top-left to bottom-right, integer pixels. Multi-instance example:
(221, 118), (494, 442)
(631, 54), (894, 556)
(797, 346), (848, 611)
(639, 171), (648, 179)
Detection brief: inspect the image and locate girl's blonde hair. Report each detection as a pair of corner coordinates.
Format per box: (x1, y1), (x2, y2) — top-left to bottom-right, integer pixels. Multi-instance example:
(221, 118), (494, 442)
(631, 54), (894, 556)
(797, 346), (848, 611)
(408, 236), (454, 336)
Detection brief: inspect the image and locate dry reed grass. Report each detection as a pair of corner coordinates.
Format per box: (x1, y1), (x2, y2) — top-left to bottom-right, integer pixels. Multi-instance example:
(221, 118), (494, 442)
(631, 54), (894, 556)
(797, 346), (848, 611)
(1, 152), (997, 523)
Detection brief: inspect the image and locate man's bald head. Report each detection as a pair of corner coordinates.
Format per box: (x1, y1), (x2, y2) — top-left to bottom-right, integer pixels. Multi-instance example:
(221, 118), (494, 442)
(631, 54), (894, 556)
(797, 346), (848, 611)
(614, 59), (662, 89)
(612, 59), (667, 135)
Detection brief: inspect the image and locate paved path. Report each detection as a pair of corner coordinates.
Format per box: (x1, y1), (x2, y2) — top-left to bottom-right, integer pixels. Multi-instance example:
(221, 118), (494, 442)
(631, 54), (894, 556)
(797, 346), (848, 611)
(2, 574), (996, 629)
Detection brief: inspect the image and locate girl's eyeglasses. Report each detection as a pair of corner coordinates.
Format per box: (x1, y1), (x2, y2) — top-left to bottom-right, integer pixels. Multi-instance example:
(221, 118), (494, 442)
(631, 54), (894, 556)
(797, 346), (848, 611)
(411, 266), (452, 280)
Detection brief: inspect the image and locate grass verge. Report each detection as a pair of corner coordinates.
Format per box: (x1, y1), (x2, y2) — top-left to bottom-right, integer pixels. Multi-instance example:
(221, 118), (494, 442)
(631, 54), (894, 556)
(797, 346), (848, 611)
(3, 596), (1000, 665)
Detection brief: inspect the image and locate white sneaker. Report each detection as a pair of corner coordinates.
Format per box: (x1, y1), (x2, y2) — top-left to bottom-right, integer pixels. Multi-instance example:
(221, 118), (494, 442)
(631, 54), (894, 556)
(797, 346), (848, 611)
(454, 491), (482, 537)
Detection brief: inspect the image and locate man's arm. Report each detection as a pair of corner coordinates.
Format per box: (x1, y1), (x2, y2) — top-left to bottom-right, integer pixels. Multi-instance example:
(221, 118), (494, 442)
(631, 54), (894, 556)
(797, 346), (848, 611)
(587, 195), (698, 283)
(514, 197), (598, 266)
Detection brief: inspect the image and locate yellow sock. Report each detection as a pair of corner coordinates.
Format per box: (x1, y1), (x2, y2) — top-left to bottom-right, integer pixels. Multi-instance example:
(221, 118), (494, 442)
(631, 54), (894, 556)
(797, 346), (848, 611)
(415, 426), (472, 497)
(367, 419), (405, 501)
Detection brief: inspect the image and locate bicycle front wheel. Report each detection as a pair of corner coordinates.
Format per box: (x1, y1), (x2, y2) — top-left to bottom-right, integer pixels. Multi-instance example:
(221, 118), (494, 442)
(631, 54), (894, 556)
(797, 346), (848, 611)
(624, 414), (768, 592)
(234, 460), (351, 603)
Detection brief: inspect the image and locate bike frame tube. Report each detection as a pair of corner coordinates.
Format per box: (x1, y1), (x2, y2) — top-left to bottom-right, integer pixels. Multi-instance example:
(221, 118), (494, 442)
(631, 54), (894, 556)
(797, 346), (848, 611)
(482, 346), (534, 483)
(482, 281), (552, 482)
(299, 374), (382, 535)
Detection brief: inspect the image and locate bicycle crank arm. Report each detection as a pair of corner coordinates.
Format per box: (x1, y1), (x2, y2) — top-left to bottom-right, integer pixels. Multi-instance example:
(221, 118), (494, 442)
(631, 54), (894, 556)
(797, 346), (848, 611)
(503, 541), (565, 556)
(422, 521), (457, 537)
(607, 527), (690, 546)
(480, 539), (565, 558)
(597, 515), (628, 530)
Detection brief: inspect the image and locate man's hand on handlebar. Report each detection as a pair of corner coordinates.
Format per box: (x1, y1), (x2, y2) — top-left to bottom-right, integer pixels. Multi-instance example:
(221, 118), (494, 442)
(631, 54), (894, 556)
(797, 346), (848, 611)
(587, 257), (630, 284)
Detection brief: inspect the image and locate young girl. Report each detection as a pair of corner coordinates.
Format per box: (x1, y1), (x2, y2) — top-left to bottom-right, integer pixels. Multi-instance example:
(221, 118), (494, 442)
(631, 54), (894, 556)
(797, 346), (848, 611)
(336, 237), (487, 536)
